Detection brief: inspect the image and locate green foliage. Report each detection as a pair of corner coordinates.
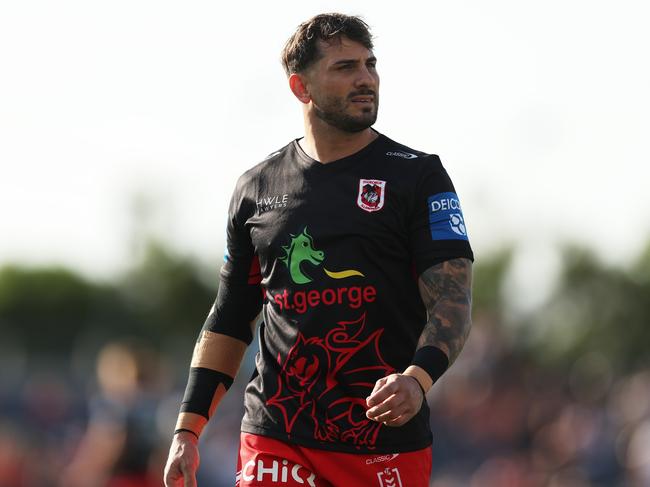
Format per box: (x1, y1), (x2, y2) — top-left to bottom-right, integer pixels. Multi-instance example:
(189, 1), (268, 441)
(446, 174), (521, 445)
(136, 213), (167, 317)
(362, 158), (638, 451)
(471, 247), (513, 314)
(119, 241), (217, 340)
(632, 240), (650, 284)
(0, 241), (217, 356)
(525, 245), (650, 372)
(0, 266), (123, 353)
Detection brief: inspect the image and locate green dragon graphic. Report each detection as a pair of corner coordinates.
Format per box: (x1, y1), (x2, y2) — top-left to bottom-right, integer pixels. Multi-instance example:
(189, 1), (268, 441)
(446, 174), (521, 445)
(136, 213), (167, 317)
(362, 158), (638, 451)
(279, 228), (325, 284)
(280, 227), (364, 284)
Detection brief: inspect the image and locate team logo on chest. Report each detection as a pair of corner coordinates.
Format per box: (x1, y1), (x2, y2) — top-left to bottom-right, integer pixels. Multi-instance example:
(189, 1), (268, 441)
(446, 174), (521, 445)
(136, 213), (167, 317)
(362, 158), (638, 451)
(357, 179), (386, 212)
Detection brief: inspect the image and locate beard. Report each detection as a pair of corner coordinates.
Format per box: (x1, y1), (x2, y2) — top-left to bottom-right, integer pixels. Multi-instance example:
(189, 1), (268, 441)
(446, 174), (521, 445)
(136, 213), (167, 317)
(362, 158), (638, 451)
(312, 90), (379, 133)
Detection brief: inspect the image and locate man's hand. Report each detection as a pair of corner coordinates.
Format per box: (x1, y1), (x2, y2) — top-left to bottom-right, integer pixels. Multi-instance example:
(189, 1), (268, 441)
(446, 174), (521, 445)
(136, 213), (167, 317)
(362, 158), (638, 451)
(164, 431), (200, 487)
(365, 373), (424, 427)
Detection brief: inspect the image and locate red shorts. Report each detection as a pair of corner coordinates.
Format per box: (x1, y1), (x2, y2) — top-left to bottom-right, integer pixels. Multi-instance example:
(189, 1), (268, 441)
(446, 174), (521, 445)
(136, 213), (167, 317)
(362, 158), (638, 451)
(236, 432), (432, 487)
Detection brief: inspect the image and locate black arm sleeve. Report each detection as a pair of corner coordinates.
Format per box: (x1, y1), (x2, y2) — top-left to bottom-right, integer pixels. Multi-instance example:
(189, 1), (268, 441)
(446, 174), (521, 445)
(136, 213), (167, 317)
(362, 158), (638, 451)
(202, 176), (263, 344)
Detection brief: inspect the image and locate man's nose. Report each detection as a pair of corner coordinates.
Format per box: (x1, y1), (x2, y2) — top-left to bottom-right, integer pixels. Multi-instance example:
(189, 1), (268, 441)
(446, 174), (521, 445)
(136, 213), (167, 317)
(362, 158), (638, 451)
(354, 66), (378, 89)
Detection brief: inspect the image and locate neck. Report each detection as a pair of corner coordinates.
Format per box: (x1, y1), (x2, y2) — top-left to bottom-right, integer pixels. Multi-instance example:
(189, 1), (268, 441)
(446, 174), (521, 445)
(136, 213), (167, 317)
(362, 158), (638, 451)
(300, 112), (378, 164)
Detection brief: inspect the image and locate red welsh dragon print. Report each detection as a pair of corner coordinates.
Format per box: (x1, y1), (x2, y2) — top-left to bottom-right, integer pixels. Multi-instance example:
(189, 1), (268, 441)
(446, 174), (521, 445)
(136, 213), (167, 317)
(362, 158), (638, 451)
(267, 313), (395, 449)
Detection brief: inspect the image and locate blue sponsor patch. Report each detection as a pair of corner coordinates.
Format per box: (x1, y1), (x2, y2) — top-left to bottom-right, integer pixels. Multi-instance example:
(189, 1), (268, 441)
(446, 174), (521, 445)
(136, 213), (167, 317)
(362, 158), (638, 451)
(427, 192), (469, 241)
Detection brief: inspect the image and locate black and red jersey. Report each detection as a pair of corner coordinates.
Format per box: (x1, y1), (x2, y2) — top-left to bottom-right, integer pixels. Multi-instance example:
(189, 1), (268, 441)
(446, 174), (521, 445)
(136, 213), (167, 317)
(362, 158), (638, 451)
(205, 132), (474, 454)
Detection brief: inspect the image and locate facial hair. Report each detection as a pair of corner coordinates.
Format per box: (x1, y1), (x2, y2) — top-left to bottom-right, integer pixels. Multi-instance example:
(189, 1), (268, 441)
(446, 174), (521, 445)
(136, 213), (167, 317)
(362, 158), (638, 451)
(312, 90), (379, 133)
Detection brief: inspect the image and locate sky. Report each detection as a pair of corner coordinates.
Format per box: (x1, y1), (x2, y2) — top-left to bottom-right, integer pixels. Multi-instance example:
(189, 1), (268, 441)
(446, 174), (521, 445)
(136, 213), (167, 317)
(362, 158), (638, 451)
(1, 0), (649, 304)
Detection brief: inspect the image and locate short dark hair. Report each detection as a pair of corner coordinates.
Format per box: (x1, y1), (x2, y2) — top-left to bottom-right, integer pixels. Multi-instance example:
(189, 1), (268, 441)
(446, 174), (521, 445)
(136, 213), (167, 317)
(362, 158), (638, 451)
(281, 13), (374, 75)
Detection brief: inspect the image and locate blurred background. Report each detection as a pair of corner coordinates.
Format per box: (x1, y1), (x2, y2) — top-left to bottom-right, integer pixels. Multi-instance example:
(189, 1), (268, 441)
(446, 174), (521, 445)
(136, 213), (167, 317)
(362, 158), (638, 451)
(1, 1), (649, 486)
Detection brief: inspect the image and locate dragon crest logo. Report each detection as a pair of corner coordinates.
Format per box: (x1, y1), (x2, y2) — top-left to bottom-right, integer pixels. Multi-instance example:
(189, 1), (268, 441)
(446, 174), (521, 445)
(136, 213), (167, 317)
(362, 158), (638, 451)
(357, 179), (386, 212)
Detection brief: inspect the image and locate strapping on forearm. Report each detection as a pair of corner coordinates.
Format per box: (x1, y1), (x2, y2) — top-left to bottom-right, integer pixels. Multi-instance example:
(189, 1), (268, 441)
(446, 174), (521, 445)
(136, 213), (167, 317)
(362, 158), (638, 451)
(409, 345), (449, 390)
(175, 367), (234, 437)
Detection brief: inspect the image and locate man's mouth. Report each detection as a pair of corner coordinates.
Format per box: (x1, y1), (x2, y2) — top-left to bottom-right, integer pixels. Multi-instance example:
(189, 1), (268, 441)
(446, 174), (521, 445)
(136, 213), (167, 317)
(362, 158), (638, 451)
(349, 91), (376, 104)
(350, 96), (374, 104)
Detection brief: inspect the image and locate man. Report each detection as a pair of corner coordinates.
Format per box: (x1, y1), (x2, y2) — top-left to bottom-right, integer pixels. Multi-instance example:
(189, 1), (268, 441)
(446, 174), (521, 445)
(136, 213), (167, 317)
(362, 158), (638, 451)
(165, 13), (473, 487)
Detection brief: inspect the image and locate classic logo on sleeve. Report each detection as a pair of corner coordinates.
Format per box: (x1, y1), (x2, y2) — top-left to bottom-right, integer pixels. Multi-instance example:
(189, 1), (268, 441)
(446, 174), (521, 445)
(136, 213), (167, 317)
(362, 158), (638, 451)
(357, 179), (386, 212)
(427, 192), (469, 241)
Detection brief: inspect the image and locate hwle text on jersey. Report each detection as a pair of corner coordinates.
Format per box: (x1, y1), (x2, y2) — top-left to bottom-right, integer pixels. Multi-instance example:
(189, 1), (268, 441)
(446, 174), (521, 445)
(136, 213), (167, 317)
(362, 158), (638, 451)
(257, 194), (289, 213)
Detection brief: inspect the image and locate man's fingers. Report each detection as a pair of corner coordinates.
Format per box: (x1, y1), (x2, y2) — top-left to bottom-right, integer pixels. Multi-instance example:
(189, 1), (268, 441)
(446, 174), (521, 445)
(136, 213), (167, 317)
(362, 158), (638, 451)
(165, 476), (182, 487)
(366, 393), (403, 419)
(164, 444), (198, 487)
(182, 465), (197, 487)
(366, 373), (426, 424)
(367, 396), (407, 422)
(164, 465), (184, 487)
(367, 377), (388, 405)
(384, 415), (408, 427)
(366, 376), (398, 407)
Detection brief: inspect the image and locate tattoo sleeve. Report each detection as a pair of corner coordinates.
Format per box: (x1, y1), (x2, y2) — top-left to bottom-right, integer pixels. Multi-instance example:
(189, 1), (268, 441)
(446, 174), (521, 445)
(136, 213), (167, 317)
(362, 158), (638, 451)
(416, 257), (473, 365)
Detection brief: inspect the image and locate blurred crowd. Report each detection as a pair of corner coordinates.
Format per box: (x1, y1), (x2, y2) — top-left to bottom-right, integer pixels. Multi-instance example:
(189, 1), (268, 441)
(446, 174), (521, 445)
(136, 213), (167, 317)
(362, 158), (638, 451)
(427, 313), (650, 487)
(1, 312), (649, 487)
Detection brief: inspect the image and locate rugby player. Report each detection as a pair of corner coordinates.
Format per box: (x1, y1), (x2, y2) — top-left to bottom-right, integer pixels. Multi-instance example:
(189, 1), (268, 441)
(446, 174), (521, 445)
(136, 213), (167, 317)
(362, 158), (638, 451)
(165, 13), (473, 486)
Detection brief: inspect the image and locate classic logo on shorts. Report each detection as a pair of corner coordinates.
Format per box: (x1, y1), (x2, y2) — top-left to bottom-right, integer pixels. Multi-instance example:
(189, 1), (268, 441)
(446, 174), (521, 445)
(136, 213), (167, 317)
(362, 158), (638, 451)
(358, 179), (386, 212)
(366, 453), (400, 465)
(377, 467), (403, 487)
(427, 192), (469, 241)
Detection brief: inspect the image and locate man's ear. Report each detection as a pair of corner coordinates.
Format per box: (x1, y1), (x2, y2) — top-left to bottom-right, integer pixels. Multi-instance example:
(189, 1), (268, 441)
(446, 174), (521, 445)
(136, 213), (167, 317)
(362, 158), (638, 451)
(289, 73), (311, 104)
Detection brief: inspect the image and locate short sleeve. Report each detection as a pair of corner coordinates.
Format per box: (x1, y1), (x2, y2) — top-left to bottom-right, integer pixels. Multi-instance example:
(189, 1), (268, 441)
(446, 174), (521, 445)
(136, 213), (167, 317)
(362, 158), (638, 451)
(408, 155), (474, 276)
(202, 177), (263, 344)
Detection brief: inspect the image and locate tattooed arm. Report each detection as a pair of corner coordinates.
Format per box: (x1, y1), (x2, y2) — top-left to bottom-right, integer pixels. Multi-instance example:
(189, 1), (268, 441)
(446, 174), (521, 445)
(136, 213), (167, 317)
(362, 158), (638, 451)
(417, 257), (473, 362)
(402, 257), (473, 390)
(366, 257), (473, 426)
